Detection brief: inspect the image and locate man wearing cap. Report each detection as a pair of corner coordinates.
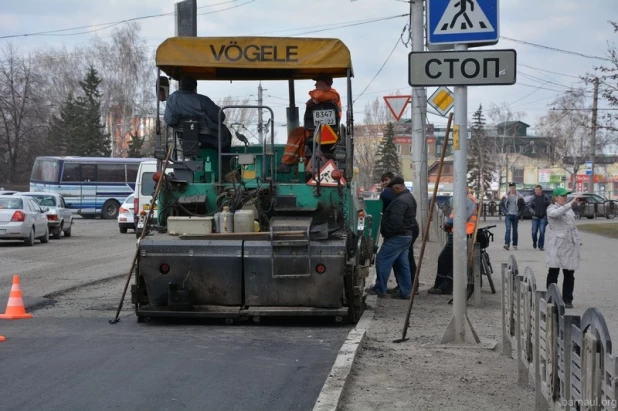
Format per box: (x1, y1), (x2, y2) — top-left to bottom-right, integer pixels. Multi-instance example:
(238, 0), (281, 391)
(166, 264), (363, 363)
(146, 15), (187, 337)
(366, 175), (417, 299)
(278, 75), (342, 172)
(499, 183), (525, 250)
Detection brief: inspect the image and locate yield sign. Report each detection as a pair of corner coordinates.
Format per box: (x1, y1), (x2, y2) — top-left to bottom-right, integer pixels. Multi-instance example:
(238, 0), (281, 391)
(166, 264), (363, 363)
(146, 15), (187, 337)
(383, 95), (411, 121)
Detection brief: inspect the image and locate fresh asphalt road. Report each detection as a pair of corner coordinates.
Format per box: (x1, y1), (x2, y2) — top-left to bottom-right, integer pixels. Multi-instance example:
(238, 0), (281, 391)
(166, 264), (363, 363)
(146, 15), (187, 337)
(0, 218), (350, 411)
(482, 215), (618, 341)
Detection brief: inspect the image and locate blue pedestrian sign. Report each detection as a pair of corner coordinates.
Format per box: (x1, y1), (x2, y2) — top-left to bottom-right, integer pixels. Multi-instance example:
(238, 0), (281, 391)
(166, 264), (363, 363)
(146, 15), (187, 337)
(427, 0), (499, 46)
(585, 161), (593, 176)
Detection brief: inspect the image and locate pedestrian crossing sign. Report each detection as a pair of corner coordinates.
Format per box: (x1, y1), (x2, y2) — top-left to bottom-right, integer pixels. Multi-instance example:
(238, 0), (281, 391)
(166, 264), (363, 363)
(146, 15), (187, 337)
(427, 0), (499, 46)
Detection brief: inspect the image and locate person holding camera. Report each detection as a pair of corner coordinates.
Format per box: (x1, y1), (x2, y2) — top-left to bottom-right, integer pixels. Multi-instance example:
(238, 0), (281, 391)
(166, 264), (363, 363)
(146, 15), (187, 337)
(545, 188), (582, 309)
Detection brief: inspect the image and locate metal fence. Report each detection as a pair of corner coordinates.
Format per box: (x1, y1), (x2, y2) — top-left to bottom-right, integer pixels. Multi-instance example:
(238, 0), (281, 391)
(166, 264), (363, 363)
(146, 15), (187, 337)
(502, 256), (618, 410)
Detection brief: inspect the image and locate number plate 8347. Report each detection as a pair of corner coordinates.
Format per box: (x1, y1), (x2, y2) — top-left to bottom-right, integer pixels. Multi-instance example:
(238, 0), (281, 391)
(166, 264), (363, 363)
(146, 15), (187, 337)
(313, 110), (336, 125)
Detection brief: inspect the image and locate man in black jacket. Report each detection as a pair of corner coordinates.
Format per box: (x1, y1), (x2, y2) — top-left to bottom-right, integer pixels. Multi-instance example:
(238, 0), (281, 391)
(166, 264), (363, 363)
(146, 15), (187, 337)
(366, 176), (418, 299)
(530, 185), (550, 250)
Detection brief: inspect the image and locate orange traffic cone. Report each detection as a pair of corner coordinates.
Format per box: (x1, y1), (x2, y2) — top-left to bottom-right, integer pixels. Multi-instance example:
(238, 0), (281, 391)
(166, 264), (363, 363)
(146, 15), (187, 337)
(0, 335), (5, 342)
(0, 275), (33, 319)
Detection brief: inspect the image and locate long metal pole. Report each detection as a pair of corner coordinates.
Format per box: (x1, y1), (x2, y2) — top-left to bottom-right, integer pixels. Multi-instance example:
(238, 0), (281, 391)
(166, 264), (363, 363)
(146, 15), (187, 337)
(394, 113), (453, 343)
(588, 77), (599, 193)
(411, 0), (428, 235)
(450, 43), (469, 343)
(258, 82), (264, 144)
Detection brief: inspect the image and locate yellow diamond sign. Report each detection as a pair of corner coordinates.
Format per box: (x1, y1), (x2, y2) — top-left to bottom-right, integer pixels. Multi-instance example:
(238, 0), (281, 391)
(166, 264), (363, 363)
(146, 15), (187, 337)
(428, 86), (454, 116)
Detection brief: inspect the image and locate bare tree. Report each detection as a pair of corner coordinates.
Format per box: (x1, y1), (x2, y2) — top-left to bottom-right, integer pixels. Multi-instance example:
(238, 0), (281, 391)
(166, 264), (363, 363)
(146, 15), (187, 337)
(88, 22), (156, 157)
(584, 21), (618, 133)
(0, 44), (49, 184)
(218, 95), (260, 145)
(536, 89), (597, 179)
(486, 102), (527, 193)
(353, 98), (391, 190)
(32, 46), (82, 116)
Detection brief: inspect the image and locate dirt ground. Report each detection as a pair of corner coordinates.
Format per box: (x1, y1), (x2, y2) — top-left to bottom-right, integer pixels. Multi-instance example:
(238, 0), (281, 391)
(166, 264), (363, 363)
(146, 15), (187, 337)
(339, 236), (535, 411)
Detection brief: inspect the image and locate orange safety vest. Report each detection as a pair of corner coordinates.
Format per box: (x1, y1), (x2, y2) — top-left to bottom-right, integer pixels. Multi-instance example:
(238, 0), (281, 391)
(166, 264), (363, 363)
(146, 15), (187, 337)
(449, 194), (478, 235)
(308, 88), (342, 117)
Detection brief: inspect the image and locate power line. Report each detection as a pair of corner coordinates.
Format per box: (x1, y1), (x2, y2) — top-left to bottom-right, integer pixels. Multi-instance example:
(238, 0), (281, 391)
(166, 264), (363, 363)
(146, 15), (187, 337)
(518, 62), (581, 79)
(0, 0), (247, 39)
(288, 14), (408, 36)
(501, 36), (612, 62)
(511, 89), (574, 110)
(551, 108), (618, 111)
(353, 25), (407, 104)
(508, 81), (549, 106)
(518, 72), (574, 90)
(251, 14), (407, 36)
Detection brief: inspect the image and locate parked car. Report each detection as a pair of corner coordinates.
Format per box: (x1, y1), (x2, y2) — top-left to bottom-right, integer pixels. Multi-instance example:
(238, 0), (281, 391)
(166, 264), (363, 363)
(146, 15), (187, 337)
(568, 192), (615, 219)
(118, 194), (135, 234)
(20, 192), (74, 239)
(0, 190), (19, 195)
(0, 195), (50, 245)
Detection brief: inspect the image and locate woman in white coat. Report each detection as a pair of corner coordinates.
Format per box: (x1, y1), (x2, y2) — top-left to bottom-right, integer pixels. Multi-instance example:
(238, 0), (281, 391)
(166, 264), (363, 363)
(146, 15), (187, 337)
(545, 187), (583, 309)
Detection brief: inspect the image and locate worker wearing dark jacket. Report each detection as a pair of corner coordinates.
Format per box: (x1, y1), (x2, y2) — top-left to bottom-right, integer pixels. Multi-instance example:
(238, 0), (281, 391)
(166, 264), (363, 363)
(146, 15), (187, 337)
(164, 75), (231, 149)
(366, 176), (417, 299)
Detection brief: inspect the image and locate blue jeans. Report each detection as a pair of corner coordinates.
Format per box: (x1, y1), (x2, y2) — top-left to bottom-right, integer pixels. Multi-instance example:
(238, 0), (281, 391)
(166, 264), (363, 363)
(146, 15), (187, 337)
(531, 217), (547, 248)
(375, 235), (412, 296)
(504, 215), (519, 247)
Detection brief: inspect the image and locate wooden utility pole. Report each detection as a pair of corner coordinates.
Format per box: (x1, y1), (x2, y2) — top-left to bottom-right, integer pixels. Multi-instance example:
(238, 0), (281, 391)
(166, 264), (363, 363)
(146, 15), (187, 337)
(588, 77), (599, 192)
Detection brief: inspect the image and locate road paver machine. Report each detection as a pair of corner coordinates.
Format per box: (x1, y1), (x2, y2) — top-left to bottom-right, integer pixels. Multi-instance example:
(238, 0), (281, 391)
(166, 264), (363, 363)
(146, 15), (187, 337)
(131, 36), (380, 323)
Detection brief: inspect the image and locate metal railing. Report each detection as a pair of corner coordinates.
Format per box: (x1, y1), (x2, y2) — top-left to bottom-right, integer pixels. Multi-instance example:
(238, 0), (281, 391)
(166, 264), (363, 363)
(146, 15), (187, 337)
(502, 256), (618, 410)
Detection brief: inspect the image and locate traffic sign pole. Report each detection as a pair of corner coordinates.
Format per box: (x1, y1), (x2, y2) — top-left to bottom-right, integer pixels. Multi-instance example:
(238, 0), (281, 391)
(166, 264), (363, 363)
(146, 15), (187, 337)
(411, 0), (429, 239)
(440, 43), (481, 345)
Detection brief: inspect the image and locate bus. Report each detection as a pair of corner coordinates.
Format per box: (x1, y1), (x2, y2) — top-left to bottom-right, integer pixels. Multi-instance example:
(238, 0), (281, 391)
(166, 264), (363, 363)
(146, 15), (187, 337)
(30, 156), (155, 219)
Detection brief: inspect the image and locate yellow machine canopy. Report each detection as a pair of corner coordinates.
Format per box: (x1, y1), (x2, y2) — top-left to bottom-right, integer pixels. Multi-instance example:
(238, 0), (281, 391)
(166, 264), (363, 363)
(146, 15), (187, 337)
(155, 37), (353, 81)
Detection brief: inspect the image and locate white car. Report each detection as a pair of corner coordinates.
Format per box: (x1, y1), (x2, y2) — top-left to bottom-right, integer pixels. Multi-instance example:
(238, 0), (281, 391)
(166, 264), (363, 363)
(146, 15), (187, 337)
(0, 195), (50, 246)
(118, 194), (135, 234)
(20, 192), (74, 239)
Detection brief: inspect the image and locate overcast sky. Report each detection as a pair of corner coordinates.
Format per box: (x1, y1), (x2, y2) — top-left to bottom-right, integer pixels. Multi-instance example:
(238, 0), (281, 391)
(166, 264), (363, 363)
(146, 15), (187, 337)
(1, 0), (616, 135)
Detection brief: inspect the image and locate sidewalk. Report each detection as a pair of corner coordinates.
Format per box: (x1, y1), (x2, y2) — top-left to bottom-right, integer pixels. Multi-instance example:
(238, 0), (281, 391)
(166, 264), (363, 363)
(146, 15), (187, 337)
(339, 219), (535, 410)
(486, 216), (618, 341)
(338, 216), (617, 410)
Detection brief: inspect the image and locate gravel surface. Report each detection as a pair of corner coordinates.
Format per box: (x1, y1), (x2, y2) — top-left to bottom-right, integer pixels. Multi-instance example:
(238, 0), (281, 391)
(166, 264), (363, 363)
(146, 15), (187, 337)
(340, 219), (535, 410)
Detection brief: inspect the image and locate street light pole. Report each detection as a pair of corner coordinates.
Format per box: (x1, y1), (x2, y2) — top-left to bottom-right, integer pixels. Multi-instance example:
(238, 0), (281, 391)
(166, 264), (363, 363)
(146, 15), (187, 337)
(411, 0), (428, 234)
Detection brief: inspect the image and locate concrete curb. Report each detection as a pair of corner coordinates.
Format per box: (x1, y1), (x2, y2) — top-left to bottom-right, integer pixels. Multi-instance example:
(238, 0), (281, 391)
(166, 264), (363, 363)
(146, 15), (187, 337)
(312, 294), (376, 411)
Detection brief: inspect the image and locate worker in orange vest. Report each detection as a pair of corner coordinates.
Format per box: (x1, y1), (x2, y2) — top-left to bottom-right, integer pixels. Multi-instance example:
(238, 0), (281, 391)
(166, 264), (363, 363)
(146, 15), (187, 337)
(278, 75), (342, 173)
(428, 188), (478, 295)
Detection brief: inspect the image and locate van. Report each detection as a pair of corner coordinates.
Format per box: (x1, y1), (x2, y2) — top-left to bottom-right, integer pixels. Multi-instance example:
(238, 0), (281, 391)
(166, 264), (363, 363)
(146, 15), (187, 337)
(134, 161), (158, 238)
